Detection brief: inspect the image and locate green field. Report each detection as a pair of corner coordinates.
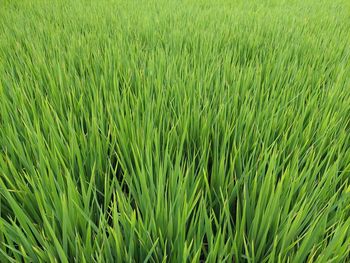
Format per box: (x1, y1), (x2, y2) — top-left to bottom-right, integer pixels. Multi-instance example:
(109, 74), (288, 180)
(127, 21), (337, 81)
(1, 0), (350, 262)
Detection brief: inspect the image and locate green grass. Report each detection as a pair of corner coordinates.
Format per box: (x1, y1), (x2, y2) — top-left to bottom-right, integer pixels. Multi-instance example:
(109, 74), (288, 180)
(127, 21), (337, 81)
(1, 0), (350, 262)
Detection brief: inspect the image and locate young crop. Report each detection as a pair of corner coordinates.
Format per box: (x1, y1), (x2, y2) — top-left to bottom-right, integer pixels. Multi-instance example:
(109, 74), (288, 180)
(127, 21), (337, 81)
(0, 0), (350, 262)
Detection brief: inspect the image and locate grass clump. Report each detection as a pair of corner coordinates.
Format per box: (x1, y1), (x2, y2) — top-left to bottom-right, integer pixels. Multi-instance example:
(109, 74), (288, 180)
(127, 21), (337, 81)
(1, 0), (350, 262)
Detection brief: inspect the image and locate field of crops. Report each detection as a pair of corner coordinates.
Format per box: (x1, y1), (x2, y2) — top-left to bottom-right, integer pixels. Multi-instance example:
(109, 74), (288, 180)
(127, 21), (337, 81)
(1, 0), (350, 262)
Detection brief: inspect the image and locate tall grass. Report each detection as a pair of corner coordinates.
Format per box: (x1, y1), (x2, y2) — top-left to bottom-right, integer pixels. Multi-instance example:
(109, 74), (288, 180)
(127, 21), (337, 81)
(1, 0), (350, 262)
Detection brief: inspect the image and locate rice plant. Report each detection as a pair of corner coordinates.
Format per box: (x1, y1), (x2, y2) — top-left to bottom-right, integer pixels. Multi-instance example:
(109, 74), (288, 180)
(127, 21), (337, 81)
(0, 0), (350, 262)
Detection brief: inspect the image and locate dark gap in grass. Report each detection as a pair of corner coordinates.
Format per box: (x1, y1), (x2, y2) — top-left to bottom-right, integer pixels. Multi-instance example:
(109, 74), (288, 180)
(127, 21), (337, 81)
(200, 234), (209, 262)
(0, 198), (14, 220)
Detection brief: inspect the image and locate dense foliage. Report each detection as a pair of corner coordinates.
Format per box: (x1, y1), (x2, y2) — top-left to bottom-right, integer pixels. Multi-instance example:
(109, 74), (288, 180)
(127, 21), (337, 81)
(1, 0), (350, 262)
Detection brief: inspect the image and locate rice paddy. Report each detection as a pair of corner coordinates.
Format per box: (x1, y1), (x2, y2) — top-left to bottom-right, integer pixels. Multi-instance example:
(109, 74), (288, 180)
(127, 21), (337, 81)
(0, 0), (350, 262)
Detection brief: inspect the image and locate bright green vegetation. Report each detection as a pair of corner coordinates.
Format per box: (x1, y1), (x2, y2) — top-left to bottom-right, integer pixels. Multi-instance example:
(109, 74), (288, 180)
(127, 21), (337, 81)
(1, 0), (350, 262)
